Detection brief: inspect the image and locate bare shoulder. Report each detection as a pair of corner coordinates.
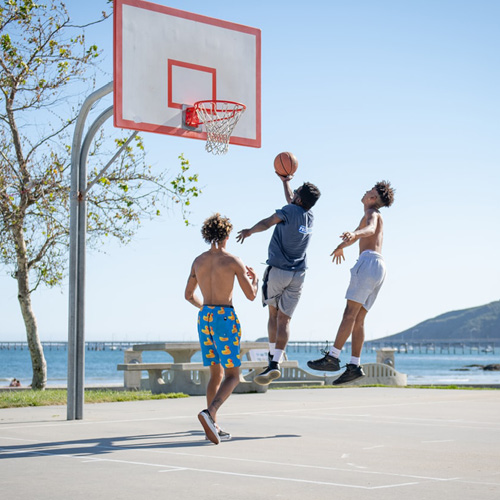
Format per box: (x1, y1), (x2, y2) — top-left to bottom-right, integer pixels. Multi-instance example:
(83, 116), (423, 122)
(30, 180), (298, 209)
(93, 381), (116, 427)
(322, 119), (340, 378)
(365, 208), (382, 221)
(222, 251), (246, 270)
(192, 250), (210, 268)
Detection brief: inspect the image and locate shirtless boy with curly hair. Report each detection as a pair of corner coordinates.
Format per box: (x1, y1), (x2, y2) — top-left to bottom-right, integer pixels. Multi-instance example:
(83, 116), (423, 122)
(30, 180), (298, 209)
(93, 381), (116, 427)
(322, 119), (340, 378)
(185, 213), (259, 444)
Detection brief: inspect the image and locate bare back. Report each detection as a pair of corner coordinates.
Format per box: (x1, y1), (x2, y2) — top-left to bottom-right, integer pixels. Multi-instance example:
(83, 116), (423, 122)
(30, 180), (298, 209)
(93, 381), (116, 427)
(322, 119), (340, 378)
(358, 209), (384, 254)
(193, 249), (241, 305)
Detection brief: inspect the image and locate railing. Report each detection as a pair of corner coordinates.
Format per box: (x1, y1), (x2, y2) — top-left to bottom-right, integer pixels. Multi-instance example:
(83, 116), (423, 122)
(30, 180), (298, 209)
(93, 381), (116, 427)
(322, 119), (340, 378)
(1, 340), (496, 354)
(286, 341), (496, 355)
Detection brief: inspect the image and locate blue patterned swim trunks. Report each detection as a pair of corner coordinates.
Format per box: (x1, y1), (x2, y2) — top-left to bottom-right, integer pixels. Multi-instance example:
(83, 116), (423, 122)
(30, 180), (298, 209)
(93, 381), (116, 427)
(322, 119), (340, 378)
(197, 305), (242, 368)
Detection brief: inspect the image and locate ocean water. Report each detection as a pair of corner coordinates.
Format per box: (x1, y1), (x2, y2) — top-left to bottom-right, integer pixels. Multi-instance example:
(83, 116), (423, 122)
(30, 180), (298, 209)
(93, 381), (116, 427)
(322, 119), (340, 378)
(1, 344), (499, 387)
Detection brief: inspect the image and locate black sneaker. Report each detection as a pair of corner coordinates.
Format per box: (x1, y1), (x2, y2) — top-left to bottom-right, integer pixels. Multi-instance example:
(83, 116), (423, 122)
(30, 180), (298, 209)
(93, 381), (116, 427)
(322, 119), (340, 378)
(307, 353), (341, 372)
(254, 361), (281, 385)
(332, 364), (365, 385)
(205, 424), (231, 442)
(216, 427), (232, 441)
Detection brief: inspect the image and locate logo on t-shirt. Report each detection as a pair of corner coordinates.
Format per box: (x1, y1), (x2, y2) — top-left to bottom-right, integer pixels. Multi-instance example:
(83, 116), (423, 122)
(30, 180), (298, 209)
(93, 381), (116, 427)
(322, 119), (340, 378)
(299, 225), (312, 234)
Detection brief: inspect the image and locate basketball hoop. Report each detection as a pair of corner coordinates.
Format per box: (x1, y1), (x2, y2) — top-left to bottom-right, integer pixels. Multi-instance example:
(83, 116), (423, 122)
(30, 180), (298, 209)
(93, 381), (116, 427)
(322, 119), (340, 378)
(185, 100), (246, 155)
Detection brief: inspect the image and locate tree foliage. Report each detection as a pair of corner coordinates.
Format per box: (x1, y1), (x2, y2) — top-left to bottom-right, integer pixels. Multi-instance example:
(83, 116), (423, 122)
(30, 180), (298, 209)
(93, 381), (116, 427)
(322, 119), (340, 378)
(0, 0), (201, 388)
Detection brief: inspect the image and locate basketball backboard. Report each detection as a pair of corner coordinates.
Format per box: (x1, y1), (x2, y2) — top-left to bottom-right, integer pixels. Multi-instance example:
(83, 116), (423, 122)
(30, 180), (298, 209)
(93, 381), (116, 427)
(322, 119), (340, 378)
(113, 0), (261, 149)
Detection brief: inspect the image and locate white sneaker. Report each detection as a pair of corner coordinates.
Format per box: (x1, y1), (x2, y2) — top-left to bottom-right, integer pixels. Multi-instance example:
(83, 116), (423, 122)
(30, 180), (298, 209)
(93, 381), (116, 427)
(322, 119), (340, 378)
(198, 409), (220, 444)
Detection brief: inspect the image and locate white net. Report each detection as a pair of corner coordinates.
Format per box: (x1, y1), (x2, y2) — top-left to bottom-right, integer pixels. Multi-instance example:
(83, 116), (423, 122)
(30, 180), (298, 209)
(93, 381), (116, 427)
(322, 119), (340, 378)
(194, 101), (246, 155)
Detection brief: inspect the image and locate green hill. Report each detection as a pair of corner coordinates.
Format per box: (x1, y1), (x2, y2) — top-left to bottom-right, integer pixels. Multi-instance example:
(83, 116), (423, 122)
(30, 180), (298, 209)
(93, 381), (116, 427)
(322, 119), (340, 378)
(375, 300), (500, 343)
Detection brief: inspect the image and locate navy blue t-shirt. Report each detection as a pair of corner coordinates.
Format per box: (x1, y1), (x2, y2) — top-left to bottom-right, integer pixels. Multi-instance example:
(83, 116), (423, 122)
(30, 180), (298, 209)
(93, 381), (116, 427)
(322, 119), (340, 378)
(267, 203), (314, 271)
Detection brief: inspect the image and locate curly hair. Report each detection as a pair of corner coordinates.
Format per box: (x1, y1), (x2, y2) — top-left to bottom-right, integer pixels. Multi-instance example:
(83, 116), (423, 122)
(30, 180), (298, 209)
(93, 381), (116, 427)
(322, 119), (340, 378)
(375, 180), (395, 207)
(201, 213), (233, 244)
(297, 182), (321, 210)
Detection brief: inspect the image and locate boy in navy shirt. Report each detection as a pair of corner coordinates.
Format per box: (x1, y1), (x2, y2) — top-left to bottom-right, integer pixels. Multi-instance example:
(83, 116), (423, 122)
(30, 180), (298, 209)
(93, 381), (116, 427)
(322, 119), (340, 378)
(237, 175), (321, 384)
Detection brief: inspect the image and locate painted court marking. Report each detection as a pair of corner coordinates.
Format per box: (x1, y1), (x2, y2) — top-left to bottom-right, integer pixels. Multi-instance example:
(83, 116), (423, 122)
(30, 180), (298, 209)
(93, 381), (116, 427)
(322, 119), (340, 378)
(0, 445), (423, 490)
(0, 441), (461, 487)
(2, 392), (499, 493)
(2, 398), (499, 431)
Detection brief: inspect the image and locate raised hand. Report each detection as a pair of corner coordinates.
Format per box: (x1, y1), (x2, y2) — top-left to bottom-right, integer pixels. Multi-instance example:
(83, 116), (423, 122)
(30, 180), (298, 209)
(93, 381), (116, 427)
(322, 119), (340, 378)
(236, 229), (251, 244)
(331, 247), (345, 265)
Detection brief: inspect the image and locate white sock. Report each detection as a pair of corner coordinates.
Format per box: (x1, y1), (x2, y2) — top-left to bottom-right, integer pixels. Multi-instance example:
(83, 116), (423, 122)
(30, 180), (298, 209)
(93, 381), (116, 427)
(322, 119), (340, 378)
(269, 343), (276, 356)
(350, 356), (361, 366)
(273, 349), (284, 363)
(328, 346), (341, 358)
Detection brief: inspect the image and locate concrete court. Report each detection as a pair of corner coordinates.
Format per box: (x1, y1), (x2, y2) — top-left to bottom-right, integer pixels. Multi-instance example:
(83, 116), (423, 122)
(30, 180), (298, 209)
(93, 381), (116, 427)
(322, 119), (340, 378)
(1, 387), (499, 500)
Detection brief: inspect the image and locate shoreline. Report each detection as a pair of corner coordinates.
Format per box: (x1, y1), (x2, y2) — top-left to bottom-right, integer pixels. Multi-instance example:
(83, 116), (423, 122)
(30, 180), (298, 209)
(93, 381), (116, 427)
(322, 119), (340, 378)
(2, 382), (500, 393)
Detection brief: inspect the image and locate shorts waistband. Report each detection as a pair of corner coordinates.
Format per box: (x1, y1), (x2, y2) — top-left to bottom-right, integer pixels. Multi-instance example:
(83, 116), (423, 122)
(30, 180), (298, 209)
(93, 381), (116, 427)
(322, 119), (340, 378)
(360, 250), (383, 259)
(202, 304), (234, 309)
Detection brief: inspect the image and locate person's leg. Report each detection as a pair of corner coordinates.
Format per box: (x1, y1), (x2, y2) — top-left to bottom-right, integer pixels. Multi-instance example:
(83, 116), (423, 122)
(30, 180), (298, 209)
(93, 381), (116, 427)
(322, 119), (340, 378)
(207, 366), (240, 421)
(307, 300), (363, 372)
(330, 304), (367, 385)
(199, 366), (240, 444)
(206, 363), (224, 417)
(351, 306), (368, 358)
(275, 309), (291, 350)
(255, 308), (289, 385)
(267, 305), (278, 344)
(332, 300), (364, 351)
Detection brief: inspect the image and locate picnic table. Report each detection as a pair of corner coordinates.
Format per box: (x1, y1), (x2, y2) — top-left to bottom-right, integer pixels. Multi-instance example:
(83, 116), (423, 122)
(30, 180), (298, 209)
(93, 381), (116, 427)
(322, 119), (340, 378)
(117, 341), (331, 395)
(118, 341), (278, 395)
(130, 341), (268, 363)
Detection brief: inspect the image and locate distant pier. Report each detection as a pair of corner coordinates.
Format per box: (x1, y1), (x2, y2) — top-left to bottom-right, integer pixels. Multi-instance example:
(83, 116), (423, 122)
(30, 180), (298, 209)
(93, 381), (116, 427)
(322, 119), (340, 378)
(0, 341), (141, 351)
(286, 341), (496, 355)
(0, 340), (496, 355)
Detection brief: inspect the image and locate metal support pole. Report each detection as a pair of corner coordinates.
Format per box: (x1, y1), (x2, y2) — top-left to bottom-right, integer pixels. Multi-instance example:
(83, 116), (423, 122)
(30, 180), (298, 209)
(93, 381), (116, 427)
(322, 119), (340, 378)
(67, 82), (113, 420)
(68, 81), (138, 420)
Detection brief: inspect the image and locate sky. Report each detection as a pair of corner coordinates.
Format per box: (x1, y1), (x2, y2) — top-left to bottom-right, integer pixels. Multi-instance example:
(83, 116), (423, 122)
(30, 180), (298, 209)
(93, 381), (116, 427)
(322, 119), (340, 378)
(1, 0), (499, 345)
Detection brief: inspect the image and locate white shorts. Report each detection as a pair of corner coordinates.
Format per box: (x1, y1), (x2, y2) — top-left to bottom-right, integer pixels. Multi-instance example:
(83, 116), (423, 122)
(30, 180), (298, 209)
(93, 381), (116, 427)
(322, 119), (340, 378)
(345, 250), (386, 311)
(262, 266), (305, 318)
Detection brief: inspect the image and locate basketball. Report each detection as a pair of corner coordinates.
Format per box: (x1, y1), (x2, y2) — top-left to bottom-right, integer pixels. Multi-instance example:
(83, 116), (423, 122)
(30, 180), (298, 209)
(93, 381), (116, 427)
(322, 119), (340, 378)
(274, 152), (298, 177)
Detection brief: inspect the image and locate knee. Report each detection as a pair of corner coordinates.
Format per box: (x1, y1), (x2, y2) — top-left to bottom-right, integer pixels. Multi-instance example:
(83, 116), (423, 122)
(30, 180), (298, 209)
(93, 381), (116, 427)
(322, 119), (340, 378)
(343, 303), (361, 321)
(342, 309), (358, 322)
(277, 310), (291, 327)
(224, 368), (240, 384)
(209, 366), (224, 384)
(353, 314), (365, 327)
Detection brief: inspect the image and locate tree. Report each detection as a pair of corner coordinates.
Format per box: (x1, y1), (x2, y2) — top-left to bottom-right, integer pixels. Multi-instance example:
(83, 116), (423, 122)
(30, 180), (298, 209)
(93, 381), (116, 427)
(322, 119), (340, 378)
(0, 0), (200, 389)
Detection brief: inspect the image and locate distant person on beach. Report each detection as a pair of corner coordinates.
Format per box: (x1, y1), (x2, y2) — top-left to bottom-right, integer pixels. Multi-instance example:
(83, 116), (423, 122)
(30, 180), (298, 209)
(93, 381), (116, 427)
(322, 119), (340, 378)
(185, 213), (259, 444)
(236, 174), (321, 385)
(307, 181), (395, 385)
(9, 378), (21, 387)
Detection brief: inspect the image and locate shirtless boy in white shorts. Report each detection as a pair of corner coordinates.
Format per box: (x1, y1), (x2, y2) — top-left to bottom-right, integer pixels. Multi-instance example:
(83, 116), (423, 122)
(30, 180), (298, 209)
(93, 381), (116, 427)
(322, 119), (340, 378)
(307, 181), (395, 385)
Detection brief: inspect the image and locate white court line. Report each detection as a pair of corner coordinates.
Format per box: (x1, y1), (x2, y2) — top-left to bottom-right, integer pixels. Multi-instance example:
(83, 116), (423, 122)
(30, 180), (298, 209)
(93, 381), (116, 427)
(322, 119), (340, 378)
(144, 448), (460, 482)
(0, 436), (37, 442)
(347, 463), (367, 469)
(0, 445), (421, 490)
(421, 439), (455, 443)
(0, 445), (459, 482)
(1, 396), (499, 430)
(274, 411), (500, 431)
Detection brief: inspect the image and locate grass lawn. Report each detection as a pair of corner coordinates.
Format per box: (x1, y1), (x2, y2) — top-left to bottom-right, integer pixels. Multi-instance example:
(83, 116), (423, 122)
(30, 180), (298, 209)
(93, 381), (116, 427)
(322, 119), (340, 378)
(0, 389), (188, 408)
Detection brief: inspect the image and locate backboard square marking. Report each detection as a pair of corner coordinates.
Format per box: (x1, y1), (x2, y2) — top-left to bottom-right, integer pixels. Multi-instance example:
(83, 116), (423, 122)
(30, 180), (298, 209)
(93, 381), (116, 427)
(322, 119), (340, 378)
(168, 60), (216, 109)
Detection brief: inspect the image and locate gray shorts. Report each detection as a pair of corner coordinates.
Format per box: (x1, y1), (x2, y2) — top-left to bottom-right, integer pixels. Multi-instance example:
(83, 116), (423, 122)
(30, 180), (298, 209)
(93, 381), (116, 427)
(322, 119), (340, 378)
(345, 250), (386, 311)
(262, 266), (305, 318)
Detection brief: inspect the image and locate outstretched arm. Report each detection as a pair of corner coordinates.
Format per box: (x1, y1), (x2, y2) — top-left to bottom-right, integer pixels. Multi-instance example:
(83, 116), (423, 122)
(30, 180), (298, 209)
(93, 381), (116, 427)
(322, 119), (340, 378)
(277, 172), (294, 204)
(331, 211), (379, 264)
(236, 213), (283, 243)
(184, 264), (203, 308)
